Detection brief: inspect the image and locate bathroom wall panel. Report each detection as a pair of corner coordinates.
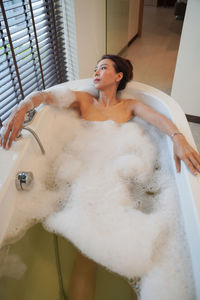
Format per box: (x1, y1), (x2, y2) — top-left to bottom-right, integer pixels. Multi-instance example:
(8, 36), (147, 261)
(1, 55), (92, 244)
(73, 0), (106, 78)
(69, 0), (142, 77)
(106, 0), (129, 54)
(128, 0), (141, 42)
(171, 0), (200, 117)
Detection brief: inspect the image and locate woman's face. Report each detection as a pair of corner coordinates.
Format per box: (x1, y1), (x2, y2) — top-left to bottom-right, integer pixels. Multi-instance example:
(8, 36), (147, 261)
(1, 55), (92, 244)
(93, 59), (122, 90)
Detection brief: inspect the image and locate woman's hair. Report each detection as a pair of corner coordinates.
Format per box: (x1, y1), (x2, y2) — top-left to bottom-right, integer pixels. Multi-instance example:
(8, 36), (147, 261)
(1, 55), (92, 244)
(100, 54), (133, 91)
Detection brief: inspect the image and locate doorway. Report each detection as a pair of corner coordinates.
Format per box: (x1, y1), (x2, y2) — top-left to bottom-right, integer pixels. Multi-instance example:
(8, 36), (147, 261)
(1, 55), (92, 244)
(123, 0), (185, 95)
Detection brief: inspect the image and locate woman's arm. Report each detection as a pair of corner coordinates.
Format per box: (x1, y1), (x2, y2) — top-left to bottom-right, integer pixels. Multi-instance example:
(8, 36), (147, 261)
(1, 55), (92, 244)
(130, 99), (200, 175)
(0, 88), (81, 150)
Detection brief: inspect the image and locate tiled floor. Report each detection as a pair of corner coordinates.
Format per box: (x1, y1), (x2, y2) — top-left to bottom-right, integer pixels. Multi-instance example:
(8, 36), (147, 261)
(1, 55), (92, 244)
(123, 5), (200, 151)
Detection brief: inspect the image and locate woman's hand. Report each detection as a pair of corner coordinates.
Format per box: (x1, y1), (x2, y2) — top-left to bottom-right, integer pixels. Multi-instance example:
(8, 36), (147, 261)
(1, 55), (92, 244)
(0, 108), (26, 150)
(173, 134), (200, 175)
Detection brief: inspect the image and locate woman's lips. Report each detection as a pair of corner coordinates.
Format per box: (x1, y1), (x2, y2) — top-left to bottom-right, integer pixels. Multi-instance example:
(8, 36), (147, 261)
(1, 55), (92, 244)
(94, 78), (100, 83)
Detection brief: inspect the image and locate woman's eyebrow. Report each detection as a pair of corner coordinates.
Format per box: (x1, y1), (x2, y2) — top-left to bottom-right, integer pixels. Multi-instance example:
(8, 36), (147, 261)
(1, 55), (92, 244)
(100, 63), (108, 67)
(95, 63), (108, 69)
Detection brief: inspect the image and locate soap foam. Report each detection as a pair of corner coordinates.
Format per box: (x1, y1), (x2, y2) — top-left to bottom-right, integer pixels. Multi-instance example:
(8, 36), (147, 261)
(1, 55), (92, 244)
(3, 109), (194, 299)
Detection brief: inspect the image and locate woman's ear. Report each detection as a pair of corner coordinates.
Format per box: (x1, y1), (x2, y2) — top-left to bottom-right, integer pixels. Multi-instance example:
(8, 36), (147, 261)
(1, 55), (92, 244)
(116, 72), (123, 83)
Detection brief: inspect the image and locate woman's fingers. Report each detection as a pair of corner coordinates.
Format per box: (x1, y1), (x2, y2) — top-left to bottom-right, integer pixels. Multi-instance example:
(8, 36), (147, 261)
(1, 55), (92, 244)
(1, 109), (26, 149)
(181, 151), (200, 175)
(2, 122), (13, 149)
(174, 154), (181, 173)
(8, 121), (24, 149)
(173, 136), (200, 176)
(189, 152), (200, 173)
(7, 129), (17, 149)
(14, 127), (22, 141)
(193, 151), (200, 169)
(1, 119), (19, 149)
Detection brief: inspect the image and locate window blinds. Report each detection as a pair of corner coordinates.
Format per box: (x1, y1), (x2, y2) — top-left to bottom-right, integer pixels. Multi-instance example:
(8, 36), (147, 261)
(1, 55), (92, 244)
(0, 0), (67, 124)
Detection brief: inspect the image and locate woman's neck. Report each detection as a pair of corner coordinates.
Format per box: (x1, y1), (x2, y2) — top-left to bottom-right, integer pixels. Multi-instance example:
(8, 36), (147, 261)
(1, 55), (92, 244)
(98, 87), (119, 107)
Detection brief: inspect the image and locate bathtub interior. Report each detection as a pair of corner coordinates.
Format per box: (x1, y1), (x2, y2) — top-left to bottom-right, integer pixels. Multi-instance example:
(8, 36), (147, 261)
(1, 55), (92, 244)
(0, 223), (134, 300)
(0, 79), (200, 299)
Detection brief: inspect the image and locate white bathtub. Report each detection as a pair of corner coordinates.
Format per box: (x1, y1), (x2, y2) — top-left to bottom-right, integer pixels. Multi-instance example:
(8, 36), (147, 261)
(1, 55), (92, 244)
(0, 79), (200, 298)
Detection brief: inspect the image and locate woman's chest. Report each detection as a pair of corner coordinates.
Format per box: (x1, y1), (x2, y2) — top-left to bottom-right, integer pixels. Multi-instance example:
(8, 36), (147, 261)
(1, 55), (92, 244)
(80, 101), (133, 123)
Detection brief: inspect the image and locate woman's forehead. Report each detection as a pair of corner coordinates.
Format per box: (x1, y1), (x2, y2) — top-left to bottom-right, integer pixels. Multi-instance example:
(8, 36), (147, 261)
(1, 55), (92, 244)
(96, 58), (114, 68)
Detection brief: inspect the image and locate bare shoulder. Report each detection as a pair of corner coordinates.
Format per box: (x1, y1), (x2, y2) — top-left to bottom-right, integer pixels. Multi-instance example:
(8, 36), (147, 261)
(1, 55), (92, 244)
(73, 91), (93, 105)
(122, 98), (140, 110)
(69, 91), (93, 112)
(123, 98), (158, 116)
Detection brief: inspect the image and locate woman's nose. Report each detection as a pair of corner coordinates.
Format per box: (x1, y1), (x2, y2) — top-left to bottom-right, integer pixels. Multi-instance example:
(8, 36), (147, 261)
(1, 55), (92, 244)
(94, 68), (100, 76)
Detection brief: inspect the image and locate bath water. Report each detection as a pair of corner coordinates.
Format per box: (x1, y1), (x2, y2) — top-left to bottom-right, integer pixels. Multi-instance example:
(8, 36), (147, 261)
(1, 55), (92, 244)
(0, 224), (134, 300)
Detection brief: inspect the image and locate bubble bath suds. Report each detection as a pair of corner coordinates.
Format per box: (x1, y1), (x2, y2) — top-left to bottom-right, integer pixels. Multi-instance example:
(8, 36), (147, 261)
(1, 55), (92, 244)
(3, 108), (195, 299)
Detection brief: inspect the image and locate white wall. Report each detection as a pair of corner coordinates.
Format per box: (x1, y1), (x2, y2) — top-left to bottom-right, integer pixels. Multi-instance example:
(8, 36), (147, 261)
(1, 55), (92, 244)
(171, 0), (200, 117)
(73, 0), (106, 78)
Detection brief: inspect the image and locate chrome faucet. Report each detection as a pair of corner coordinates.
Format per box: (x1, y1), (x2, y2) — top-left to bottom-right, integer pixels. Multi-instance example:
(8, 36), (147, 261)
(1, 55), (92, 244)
(24, 108), (37, 125)
(15, 171), (34, 191)
(15, 127), (45, 191)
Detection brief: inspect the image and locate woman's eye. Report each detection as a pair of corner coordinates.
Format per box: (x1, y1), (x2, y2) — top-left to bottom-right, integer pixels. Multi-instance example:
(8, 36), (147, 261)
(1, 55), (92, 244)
(94, 66), (106, 72)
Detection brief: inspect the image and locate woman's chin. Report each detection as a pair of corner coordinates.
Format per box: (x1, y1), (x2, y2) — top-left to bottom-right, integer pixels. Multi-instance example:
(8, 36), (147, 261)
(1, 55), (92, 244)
(93, 83), (101, 90)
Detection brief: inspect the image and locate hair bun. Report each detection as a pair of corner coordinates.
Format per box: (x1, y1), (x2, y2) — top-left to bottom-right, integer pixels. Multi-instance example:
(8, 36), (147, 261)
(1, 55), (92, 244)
(125, 59), (133, 81)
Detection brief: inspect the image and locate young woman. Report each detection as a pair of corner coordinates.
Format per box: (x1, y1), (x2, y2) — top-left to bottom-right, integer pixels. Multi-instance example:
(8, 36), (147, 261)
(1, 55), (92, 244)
(1, 54), (200, 176)
(1, 54), (200, 299)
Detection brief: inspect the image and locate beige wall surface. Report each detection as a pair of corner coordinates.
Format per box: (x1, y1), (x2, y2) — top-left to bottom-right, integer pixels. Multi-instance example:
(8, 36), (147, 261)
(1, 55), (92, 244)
(74, 0), (106, 78)
(128, 0), (140, 41)
(171, 0), (200, 117)
(106, 0), (129, 54)
(73, 0), (141, 78)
